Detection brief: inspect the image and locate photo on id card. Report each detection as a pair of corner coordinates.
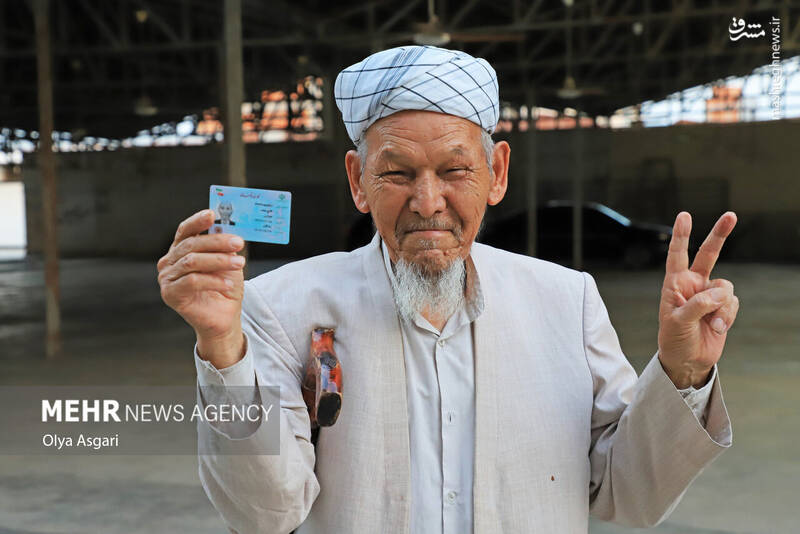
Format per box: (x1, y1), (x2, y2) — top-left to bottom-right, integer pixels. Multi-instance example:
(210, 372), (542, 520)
(209, 185), (291, 245)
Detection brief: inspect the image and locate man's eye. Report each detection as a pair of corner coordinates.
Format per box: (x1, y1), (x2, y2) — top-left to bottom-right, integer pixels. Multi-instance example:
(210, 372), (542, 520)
(380, 171), (407, 178)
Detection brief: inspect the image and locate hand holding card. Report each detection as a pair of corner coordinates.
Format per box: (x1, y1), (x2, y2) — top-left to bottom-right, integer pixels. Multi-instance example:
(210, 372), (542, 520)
(209, 185), (291, 244)
(157, 208), (247, 370)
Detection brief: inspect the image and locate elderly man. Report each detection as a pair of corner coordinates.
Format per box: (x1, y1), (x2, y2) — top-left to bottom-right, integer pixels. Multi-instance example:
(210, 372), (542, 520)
(157, 46), (738, 534)
(214, 200), (236, 225)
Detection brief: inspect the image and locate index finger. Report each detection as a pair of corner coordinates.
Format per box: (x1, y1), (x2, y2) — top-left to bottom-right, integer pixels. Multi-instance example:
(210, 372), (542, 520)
(173, 209), (215, 245)
(665, 211), (691, 275)
(690, 211), (737, 279)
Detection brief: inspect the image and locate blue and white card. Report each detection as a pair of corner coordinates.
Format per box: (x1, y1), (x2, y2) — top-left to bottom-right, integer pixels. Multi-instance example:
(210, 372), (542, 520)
(209, 185), (291, 244)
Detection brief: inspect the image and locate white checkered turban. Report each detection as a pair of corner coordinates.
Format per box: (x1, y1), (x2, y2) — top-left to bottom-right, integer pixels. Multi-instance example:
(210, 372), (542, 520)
(334, 45), (499, 145)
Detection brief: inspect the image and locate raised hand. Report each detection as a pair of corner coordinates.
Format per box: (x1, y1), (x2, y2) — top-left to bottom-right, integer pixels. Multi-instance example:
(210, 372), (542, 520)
(157, 209), (247, 369)
(657, 211), (740, 389)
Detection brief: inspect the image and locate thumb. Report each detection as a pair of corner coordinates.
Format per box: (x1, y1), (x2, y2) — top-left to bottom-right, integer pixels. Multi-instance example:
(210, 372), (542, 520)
(676, 287), (728, 323)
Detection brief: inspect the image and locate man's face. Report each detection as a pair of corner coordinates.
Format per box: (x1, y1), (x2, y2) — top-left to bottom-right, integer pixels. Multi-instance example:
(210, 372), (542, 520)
(346, 110), (509, 273)
(218, 203), (233, 218)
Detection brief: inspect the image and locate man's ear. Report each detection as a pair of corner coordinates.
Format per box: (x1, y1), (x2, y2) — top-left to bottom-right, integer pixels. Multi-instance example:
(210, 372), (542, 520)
(487, 140), (510, 206)
(345, 149), (370, 214)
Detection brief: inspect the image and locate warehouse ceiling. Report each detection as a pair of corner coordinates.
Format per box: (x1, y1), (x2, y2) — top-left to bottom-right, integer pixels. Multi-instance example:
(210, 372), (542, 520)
(2, 0), (799, 138)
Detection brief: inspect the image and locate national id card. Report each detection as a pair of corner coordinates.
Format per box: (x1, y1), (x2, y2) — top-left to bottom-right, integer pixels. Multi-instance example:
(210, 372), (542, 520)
(209, 185), (291, 244)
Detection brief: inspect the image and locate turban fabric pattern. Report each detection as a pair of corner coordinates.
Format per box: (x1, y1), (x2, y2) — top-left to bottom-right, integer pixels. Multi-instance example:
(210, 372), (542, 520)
(334, 45), (499, 145)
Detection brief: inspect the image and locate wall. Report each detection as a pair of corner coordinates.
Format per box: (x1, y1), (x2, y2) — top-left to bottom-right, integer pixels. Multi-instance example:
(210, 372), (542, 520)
(20, 118), (800, 262)
(606, 120), (800, 261)
(22, 141), (353, 260)
(498, 119), (800, 262)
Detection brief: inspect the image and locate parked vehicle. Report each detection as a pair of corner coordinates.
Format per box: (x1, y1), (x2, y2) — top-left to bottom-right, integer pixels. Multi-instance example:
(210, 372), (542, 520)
(346, 200), (673, 269)
(479, 201), (673, 268)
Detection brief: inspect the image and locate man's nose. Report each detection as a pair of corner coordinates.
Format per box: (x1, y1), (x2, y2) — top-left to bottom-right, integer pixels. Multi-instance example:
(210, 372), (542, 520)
(408, 171), (446, 219)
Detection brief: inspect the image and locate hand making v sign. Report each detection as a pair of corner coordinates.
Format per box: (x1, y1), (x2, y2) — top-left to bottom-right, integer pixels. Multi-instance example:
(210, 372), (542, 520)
(657, 211), (740, 389)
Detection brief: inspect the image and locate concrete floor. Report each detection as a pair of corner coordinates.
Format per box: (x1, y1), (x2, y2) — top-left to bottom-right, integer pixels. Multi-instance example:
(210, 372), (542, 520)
(0, 257), (797, 533)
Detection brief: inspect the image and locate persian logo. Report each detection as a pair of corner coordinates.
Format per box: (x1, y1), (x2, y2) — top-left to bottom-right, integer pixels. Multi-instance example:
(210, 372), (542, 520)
(727, 15), (782, 119)
(728, 17), (765, 40)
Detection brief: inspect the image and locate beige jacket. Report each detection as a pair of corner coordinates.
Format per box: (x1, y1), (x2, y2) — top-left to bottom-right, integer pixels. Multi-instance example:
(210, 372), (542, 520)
(197, 232), (732, 533)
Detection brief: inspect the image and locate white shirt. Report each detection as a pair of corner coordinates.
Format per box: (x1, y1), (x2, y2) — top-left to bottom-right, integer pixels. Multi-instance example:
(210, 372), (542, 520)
(194, 241), (718, 534)
(380, 239), (482, 534)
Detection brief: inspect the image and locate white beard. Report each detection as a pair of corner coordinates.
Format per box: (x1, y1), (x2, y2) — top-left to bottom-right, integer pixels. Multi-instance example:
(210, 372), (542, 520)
(390, 256), (466, 324)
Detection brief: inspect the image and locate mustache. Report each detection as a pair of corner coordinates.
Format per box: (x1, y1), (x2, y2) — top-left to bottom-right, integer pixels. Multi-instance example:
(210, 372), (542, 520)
(396, 217), (462, 239)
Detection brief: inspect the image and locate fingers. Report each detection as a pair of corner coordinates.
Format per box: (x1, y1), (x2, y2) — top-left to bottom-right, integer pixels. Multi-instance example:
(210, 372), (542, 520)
(665, 211), (691, 275)
(174, 209), (216, 245)
(161, 272), (237, 303)
(156, 209), (248, 315)
(160, 252), (245, 283)
(675, 277), (738, 331)
(706, 278), (734, 292)
(708, 295), (740, 334)
(158, 232), (244, 271)
(705, 278), (739, 333)
(675, 286), (730, 323)
(690, 211), (737, 279)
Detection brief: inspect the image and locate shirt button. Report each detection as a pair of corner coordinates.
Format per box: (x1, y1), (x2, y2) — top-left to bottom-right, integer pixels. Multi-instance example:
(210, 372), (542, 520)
(437, 339), (445, 347)
(445, 411), (455, 424)
(446, 490), (457, 504)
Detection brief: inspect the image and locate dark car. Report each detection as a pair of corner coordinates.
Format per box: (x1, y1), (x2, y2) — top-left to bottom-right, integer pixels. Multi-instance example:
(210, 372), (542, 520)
(479, 201), (673, 268)
(345, 201), (673, 269)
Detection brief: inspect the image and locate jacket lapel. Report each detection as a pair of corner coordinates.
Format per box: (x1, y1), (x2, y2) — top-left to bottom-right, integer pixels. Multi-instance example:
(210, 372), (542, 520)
(471, 245), (502, 532)
(362, 232), (411, 532)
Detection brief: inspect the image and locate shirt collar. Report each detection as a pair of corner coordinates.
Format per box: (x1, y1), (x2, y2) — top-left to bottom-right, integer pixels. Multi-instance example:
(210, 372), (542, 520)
(379, 235), (485, 330)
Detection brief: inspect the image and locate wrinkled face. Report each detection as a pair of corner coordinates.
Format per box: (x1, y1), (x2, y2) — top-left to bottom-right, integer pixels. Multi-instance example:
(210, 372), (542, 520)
(346, 110), (510, 273)
(217, 202), (233, 219)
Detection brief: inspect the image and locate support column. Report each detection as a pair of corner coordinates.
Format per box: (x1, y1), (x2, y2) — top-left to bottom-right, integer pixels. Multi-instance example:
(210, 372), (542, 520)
(321, 74), (336, 144)
(221, 0), (248, 265)
(524, 86), (538, 258)
(324, 60), (352, 251)
(34, 0), (61, 359)
(571, 112), (584, 271)
(222, 0), (245, 188)
(518, 19), (537, 258)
